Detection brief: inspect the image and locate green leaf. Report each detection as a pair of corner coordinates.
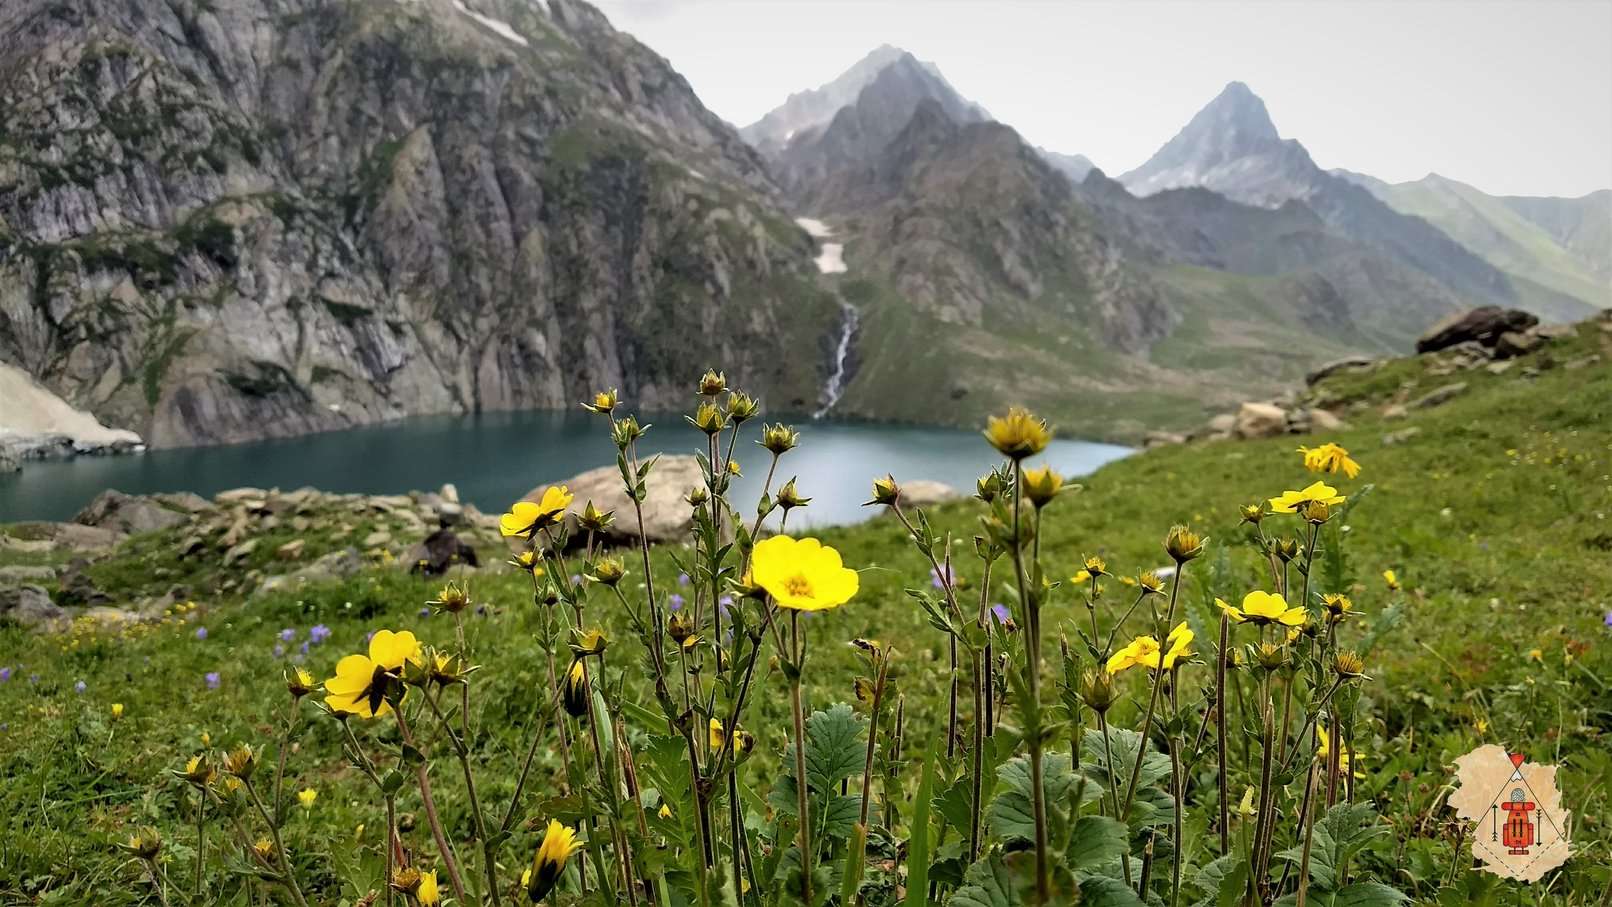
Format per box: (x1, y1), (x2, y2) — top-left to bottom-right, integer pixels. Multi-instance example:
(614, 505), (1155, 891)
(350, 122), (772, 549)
(903, 749), (934, 907)
(1066, 815), (1129, 872)
(934, 777), (974, 836)
(1080, 727), (1170, 791)
(947, 851), (1022, 907)
(1190, 854), (1248, 907)
(1078, 874), (1146, 907)
(840, 822), (867, 902)
(1272, 801), (1387, 891)
(987, 752), (1101, 843)
(804, 702), (867, 793)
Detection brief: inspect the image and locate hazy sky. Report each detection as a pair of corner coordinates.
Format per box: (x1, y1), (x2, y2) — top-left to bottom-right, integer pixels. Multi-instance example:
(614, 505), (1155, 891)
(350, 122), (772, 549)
(592, 0), (1612, 198)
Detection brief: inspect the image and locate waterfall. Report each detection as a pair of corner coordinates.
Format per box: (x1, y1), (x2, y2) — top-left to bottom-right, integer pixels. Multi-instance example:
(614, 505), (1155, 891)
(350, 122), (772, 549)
(813, 301), (859, 419)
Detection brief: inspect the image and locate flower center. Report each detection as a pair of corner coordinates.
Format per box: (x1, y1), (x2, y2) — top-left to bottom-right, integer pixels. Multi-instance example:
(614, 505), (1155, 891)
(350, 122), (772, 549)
(784, 575), (814, 598)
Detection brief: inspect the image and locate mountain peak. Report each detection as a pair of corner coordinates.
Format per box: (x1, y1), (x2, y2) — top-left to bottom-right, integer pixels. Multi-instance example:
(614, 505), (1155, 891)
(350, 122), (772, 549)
(1119, 81), (1300, 201)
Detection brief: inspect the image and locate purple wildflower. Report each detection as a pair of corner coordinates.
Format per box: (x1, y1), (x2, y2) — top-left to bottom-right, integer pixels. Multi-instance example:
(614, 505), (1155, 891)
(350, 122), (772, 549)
(74, 680), (87, 694)
(0, 667), (10, 682)
(309, 624), (332, 644)
(669, 593), (685, 611)
(678, 573), (691, 587)
(300, 641), (310, 656)
(279, 628), (296, 642)
(29, 674), (40, 684)
(419, 607), (431, 617)
(205, 672), (221, 690)
(930, 565), (954, 589)
(1604, 610), (1612, 628)
(195, 627), (208, 640)
(273, 644), (286, 658)
(991, 603), (1011, 625)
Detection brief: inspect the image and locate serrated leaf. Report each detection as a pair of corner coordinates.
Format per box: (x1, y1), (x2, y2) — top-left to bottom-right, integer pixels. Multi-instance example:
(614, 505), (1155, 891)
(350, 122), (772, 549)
(947, 851), (1022, 907)
(987, 752), (1101, 843)
(1272, 801), (1386, 890)
(1081, 726), (1171, 789)
(1066, 815), (1129, 872)
(1079, 874), (1146, 907)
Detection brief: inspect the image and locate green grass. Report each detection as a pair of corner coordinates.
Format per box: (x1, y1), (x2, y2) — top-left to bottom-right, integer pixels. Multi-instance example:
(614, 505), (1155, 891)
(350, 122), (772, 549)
(1, 322), (1609, 903)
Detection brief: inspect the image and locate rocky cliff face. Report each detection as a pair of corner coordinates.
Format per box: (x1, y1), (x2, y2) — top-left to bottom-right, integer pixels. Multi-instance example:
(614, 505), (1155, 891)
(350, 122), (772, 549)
(0, 0), (838, 447)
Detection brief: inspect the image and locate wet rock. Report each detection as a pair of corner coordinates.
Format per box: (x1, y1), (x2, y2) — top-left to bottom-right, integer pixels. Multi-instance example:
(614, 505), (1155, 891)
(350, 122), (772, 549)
(404, 529), (481, 577)
(1416, 306), (1539, 353)
(74, 490), (188, 534)
(1411, 382), (1468, 409)
(0, 584), (65, 628)
(1234, 402), (1288, 439)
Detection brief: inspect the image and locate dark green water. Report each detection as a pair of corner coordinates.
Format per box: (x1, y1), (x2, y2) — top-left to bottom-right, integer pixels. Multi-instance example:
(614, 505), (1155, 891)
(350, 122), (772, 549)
(0, 411), (1131, 527)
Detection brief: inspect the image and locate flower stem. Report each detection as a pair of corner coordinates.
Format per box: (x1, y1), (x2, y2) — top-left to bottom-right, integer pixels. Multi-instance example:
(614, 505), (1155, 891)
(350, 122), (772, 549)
(425, 688), (503, 906)
(789, 610), (813, 904)
(1216, 612), (1230, 856)
(1008, 460), (1050, 904)
(194, 789), (207, 900)
(393, 709), (470, 905)
(242, 779), (309, 907)
(1098, 710), (1133, 888)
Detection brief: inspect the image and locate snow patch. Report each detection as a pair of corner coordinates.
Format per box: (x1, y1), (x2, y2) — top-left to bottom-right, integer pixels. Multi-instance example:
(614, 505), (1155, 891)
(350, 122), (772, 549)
(452, 0), (530, 46)
(794, 217), (845, 274)
(794, 216), (833, 239)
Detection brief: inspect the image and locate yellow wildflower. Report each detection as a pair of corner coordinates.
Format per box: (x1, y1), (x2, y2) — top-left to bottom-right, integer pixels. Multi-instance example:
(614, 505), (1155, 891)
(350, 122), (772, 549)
(1268, 480), (1346, 514)
(297, 788), (317, 809)
(561, 659), (590, 718)
(1218, 592), (1307, 627)
(526, 820), (584, 902)
(417, 869), (441, 906)
(751, 536), (859, 612)
(500, 486), (574, 538)
(1020, 465), (1063, 507)
(1382, 569), (1400, 591)
(111, 703), (124, 720)
(323, 630), (422, 719)
(1298, 442), (1361, 479)
(983, 406), (1051, 459)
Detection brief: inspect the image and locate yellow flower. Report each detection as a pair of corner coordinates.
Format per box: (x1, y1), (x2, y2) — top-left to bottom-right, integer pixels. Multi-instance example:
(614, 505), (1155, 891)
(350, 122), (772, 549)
(983, 406), (1052, 459)
(697, 369), (727, 396)
(500, 486), (574, 538)
(1268, 480), (1346, 514)
(1106, 636), (1161, 674)
(1298, 442), (1361, 479)
(223, 744), (258, 779)
(658, 803), (673, 819)
(1527, 648), (1543, 662)
(1218, 592), (1307, 627)
(526, 820), (584, 902)
(323, 629), (422, 719)
(866, 474), (900, 506)
(417, 869), (441, 906)
(1316, 725), (1364, 778)
(1237, 787), (1257, 818)
(285, 666), (316, 699)
(427, 581), (472, 614)
(581, 388), (618, 414)
(561, 659), (590, 718)
(1382, 569), (1400, 591)
(111, 703), (124, 720)
(1020, 465), (1063, 507)
(726, 391), (760, 422)
(1164, 525), (1206, 562)
(709, 717), (727, 751)
(177, 755), (214, 787)
(1321, 593), (1353, 622)
(1161, 621), (1194, 668)
(122, 828), (163, 860)
(750, 536), (859, 612)
(253, 837), (274, 862)
(507, 549), (544, 575)
(1474, 717), (1489, 735)
(688, 401), (727, 435)
(1082, 555), (1107, 577)
(1071, 569), (1091, 584)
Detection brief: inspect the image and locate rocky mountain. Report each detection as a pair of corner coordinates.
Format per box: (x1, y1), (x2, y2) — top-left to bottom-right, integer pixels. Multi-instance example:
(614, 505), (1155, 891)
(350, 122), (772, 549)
(1119, 82), (1596, 323)
(0, 0), (840, 449)
(1038, 149), (1096, 183)
(1333, 170), (1610, 311)
(764, 50), (992, 208)
(740, 45), (987, 158)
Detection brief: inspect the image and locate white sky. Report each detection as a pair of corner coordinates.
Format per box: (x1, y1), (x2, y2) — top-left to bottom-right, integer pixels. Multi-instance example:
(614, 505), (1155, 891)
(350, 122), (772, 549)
(592, 0), (1612, 198)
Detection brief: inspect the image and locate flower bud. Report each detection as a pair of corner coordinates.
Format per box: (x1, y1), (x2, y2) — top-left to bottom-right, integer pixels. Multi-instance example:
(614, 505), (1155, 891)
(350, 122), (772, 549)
(865, 474), (900, 507)
(759, 422), (799, 455)
(611, 416), (646, 449)
(223, 744), (257, 780)
(688, 401), (727, 435)
(1020, 465), (1063, 508)
(974, 471), (1002, 503)
(123, 828), (163, 860)
(1274, 538), (1302, 563)
(1137, 571), (1165, 595)
(1164, 525), (1206, 563)
(983, 407), (1051, 459)
(1254, 642), (1288, 672)
(428, 580), (472, 615)
(776, 478), (810, 510)
(1301, 500), (1331, 524)
(726, 391), (759, 422)
(561, 660), (589, 718)
(285, 666), (315, 700)
(685, 486), (709, 507)
(1239, 503), (1266, 525)
(572, 628), (609, 657)
(579, 501), (615, 533)
(588, 557), (626, 587)
(390, 866), (422, 895)
(1078, 669), (1116, 714)
(697, 369), (727, 396)
(667, 611), (695, 643)
(1333, 649), (1367, 680)
(582, 388), (618, 415)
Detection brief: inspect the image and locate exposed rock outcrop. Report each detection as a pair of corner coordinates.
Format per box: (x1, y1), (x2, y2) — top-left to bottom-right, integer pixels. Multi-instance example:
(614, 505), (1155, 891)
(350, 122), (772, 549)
(0, 0), (838, 449)
(536, 455), (704, 545)
(1416, 306), (1540, 354)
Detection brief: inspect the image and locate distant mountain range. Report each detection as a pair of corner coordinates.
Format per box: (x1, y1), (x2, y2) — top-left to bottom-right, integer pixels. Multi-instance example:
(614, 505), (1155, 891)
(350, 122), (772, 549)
(735, 48), (1608, 433)
(2, 12), (1604, 449)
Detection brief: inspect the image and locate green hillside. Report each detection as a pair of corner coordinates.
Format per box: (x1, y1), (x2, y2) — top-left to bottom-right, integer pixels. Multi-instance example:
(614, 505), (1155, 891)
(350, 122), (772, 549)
(1361, 175), (1610, 314)
(2, 316), (1609, 903)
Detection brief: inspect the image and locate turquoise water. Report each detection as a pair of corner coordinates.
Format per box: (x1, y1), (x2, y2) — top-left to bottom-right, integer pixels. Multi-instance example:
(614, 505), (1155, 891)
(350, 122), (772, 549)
(0, 412), (1131, 526)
